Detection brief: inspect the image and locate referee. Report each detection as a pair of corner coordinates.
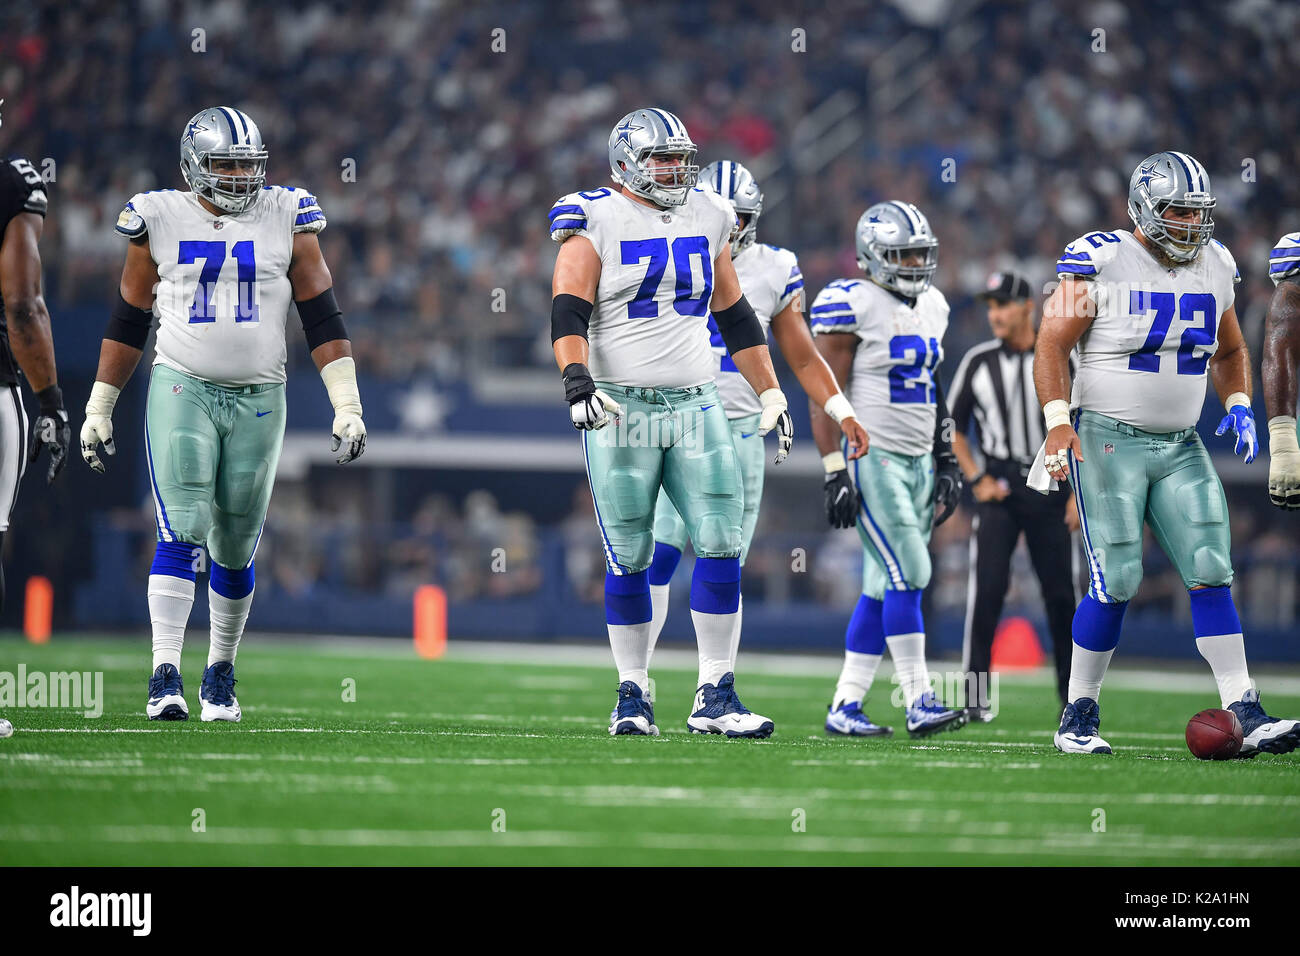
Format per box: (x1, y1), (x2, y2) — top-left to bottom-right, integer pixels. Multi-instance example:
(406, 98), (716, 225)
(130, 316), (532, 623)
(948, 271), (1078, 718)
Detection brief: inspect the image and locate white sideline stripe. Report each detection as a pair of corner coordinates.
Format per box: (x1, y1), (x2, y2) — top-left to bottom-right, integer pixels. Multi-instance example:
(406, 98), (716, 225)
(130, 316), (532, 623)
(0, 824), (1294, 860)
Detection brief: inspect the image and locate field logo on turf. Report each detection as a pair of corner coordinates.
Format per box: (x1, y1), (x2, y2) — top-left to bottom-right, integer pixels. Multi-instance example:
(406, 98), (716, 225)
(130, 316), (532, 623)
(49, 886), (151, 936)
(0, 666), (103, 718)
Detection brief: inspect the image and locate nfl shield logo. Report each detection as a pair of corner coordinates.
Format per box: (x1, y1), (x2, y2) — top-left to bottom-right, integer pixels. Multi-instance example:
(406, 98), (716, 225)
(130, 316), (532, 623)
(172, 384), (184, 394)
(661, 213), (672, 223)
(1104, 442), (1114, 454)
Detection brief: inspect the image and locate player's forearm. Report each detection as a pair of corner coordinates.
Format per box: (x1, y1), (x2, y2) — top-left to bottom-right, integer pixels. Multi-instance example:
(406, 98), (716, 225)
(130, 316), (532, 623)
(1262, 283), (1300, 420)
(93, 339), (144, 389)
(730, 344), (779, 394)
(6, 296), (58, 392)
(310, 337), (351, 372)
(1033, 335), (1072, 406)
(1209, 343), (1251, 409)
(810, 401), (843, 458)
(553, 334), (589, 372)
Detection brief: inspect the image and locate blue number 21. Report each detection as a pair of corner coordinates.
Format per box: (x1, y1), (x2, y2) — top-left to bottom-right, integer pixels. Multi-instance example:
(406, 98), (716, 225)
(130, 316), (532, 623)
(1127, 291), (1216, 374)
(178, 240), (260, 324)
(889, 335), (940, 404)
(619, 236), (713, 319)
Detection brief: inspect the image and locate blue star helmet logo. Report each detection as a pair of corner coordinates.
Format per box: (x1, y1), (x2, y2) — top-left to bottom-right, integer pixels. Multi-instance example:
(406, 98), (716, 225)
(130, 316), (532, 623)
(615, 119), (643, 147)
(1136, 159), (1164, 190)
(186, 119), (208, 144)
(868, 214), (882, 223)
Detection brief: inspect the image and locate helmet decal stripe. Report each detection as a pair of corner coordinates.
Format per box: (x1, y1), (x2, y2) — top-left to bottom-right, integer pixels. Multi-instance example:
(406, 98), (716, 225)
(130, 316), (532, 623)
(728, 161), (737, 198)
(216, 107), (243, 144)
(890, 200), (919, 234)
(648, 108), (675, 138)
(715, 162), (724, 193)
(230, 108), (252, 144)
(1168, 151), (1196, 193)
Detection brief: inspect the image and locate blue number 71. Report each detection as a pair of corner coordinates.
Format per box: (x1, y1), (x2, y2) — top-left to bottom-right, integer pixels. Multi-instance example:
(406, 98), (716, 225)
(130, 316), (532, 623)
(178, 240), (260, 324)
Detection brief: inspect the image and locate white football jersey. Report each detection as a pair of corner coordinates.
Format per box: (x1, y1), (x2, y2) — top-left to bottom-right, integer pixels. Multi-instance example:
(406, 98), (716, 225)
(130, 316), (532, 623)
(1056, 229), (1239, 432)
(810, 278), (949, 457)
(549, 185), (735, 388)
(708, 242), (803, 419)
(115, 185), (326, 386)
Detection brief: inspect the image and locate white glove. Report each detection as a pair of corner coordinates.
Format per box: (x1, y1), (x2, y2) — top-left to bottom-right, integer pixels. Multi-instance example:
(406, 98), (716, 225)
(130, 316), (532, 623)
(758, 388), (793, 464)
(1268, 416), (1300, 510)
(80, 381), (120, 474)
(570, 389), (622, 430)
(320, 357), (367, 464)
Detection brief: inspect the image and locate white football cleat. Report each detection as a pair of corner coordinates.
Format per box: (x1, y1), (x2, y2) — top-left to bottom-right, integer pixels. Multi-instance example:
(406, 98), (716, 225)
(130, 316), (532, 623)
(1053, 698), (1112, 754)
(199, 661), (241, 722)
(687, 672), (774, 738)
(609, 681), (659, 736)
(1229, 688), (1300, 757)
(146, 663), (189, 721)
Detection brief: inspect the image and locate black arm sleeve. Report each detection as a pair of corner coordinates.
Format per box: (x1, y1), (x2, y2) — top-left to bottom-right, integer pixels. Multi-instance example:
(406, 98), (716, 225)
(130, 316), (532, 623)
(297, 287), (349, 350)
(551, 294), (593, 343)
(933, 381), (954, 453)
(713, 295), (765, 354)
(104, 292), (154, 349)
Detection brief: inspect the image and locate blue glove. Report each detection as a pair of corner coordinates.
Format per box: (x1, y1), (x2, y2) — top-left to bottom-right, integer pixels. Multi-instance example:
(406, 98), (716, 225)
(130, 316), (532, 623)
(1215, 404), (1257, 463)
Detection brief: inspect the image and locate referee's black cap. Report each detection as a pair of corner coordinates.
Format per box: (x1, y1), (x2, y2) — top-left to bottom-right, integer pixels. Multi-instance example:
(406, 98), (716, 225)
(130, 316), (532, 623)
(976, 271), (1033, 303)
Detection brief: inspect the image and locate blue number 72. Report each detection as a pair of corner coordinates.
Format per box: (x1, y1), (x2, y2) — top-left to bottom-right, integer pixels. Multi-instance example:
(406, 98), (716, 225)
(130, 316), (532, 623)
(1127, 291), (1216, 374)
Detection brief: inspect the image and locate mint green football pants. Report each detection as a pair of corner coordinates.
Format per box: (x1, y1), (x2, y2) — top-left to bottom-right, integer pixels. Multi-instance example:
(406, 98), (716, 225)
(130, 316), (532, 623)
(145, 363), (286, 570)
(850, 444), (935, 596)
(583, 381), (743, 574)
(653, 411), (763, 564)
(1068, 409), (1232, 604)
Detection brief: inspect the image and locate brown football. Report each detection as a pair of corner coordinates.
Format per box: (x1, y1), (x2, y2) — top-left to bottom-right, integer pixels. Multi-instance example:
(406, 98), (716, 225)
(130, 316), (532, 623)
(1185, 708), (1243, 760)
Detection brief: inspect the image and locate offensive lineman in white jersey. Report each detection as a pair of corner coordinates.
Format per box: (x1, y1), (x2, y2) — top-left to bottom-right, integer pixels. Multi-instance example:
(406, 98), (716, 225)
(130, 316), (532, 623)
(646, 160), (868, 668)
(1034, 150), (1298, 755)
(550, 109), (803, 737)
(810, 202), (968, 737)
(80, 107), (368, 721)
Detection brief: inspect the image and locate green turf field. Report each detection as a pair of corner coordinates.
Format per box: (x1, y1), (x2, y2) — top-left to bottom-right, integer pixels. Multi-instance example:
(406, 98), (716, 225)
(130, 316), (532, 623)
(1, 634), (1298, 866)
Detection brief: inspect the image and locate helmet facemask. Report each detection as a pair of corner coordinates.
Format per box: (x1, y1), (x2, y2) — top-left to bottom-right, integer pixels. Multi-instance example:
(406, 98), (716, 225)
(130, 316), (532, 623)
(1135, 194), (1215, 263)
(184, 146), (268, 214)
(618, 146), (698, 208)
(861, 239), (939, 297)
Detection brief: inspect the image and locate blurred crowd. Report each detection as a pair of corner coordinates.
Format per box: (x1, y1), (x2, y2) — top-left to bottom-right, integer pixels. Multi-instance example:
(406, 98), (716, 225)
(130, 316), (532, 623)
(3, 0), (1297, 381)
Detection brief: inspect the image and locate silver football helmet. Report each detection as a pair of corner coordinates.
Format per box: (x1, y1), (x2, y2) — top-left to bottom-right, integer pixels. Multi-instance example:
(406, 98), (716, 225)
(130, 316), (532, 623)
(1127, 151), (1215, 263)
(179, 107), (268, 214)
(608, 108), (698, 208)
(856, 201), (939, 297)
(701, 160), (763, 256)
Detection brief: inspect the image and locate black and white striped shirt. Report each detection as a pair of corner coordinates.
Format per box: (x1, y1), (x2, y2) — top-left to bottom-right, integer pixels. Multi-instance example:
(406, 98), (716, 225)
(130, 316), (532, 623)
(949, 340), (1076, 466)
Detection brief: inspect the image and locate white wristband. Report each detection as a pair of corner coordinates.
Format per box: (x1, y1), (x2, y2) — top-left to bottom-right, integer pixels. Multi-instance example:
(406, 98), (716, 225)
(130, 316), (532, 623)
(823, 393), (855, 424)
(320, 356), (363, 416)
(1225, 391), (1251, 411)
(822, 451), (847, 474)
(758, 387), (786, 411)
(1043, 399), (1071, 431)
(1269, 416), (1300, 455)
(85, 381), (121, 418)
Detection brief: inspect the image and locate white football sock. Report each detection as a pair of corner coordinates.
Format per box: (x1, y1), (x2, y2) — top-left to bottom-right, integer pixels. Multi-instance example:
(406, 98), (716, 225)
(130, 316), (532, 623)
(886, 632), (929, 706)
(608, 622), (652, 695)
(647, 583), (670, 662)
(726, 594), (744, 670)
(1067, 644), (1115, 704)
(149, 574), (195, 671)
(833, 651), (882, 709)
(692, 608), (734, 688)
(1195, 633), (1253, 708)
(208, 585), (254, 667)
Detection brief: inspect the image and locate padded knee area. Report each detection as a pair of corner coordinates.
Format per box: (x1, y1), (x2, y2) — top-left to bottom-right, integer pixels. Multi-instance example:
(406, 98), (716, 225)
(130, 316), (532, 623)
(1189, 546), (1233, 588)
(169, 429), (217, 488)
(605, 466), (656, 523)
(1097, 491), (1143, 545)
(691, 512), (740, 557)
(696, 445), (739, 498)
(619, 530), (655, 572)
(217, 460), (271, 516)
(1095, 547), (1142, 603)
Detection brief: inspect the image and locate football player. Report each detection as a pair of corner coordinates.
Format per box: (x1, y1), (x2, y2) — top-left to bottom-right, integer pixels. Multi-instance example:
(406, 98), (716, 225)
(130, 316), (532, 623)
(81, 107), (367, 721)
(646, 160), (868, 674)
(1263, 232), (1299, 510)
(550, 109), (795, 738)
(0, 154), (71, 610)
(1033, 151), (1299, 756)
(810, 202), (967, 738)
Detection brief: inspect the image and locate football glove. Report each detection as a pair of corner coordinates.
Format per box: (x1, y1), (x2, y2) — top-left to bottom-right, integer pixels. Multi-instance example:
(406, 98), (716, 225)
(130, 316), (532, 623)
(29, 384), (70, 484)
(320, 356), (367, 464)
(1215, 397), (1257, 464)
(1268, 416), (1300, 510)
(933, 449), (963, 526)
(758, 388), (793, 464)
(80, 380), (120, 475)
(562, 363), (621, 430)
(823, 456), (857, 530)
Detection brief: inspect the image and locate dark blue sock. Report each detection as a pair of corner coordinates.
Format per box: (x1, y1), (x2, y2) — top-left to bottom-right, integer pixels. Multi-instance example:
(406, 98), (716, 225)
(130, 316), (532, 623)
(690, 556), (741, 614)
(882, 588), (924, 637)
(210, 561), (255, 600)
(1072, 594), (1127, 651)
(845, 595), (885, 655)
(605, 570), (651, 626)
(150, 541), (198, 582)
(1188, 585), (1242, 637)
(648, 542), (683, 587)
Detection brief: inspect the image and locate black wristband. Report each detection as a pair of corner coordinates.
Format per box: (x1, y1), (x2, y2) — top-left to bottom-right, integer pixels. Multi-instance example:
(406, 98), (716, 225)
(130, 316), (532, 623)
(967, 470), (986, 485)
(561, 363), (596, 403)
(36, 384), (64, 415)
(713, 295), (765, 354)
(296, 287), (349, 350)
(551, 294), (594, 343)
(105, 292), (154, 349)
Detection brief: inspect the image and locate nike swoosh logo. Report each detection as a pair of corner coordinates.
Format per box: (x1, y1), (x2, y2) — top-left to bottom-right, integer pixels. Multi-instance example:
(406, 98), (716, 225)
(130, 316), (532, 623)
(256, 410), (272, 417)
(700, 404), (715, 412)
(740, 432), (754, 439)
(1067, 736), (1092, 745)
